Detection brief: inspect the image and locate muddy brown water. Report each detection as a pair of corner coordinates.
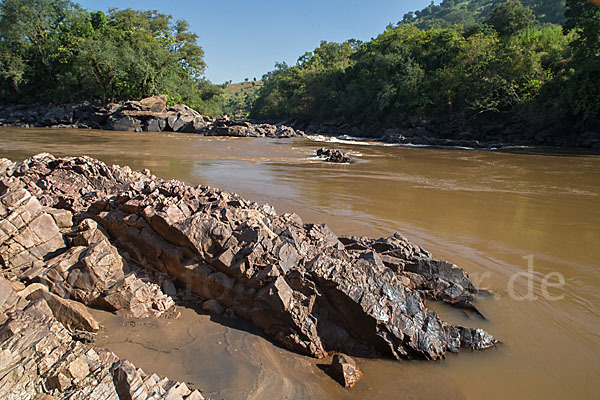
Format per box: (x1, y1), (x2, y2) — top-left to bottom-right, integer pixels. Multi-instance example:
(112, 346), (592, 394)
(1, 127), (598, 399)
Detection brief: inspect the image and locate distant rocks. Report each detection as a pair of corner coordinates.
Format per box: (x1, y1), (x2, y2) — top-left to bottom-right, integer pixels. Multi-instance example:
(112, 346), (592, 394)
(316, 148), (351, 163)
(0, 94), (305, 139)
(211, 116), (304, 138)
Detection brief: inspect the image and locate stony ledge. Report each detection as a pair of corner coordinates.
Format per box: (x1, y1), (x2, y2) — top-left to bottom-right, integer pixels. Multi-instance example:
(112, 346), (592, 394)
(0, 154), (496, 398)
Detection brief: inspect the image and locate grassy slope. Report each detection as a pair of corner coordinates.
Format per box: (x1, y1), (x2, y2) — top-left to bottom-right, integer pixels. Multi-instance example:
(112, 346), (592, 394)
(221, 81), (264, 118)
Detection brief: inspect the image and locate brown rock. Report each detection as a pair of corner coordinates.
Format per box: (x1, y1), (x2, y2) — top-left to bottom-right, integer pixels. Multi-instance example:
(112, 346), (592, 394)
(329, 353), (363, 388)
(26, 287), (100, 332)
(202, 299), (224, 315)
(139, 94), (167, 112)
(111, 360), (144, 400)
(47, 372), (71, 392)
(67, 356), (90, 381)
(98, 274), (174, 318)
(10, 281), (25, 292)
(44, 207), (73, 229)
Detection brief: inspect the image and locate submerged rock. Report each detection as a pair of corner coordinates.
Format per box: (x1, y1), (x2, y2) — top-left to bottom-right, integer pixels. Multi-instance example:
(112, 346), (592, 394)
(0, 153), (496, 363)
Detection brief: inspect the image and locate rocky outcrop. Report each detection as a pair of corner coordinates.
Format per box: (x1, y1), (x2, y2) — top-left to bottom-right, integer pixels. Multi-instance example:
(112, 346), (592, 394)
(0, 95), (305, 138)
(316, 148), (351, 163)
(0, 276), (206, 399)
(0, 181), (175, 320)
(0, 154), (496, 364)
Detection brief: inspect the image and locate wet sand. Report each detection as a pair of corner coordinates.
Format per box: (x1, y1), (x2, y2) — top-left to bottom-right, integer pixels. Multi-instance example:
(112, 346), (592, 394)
(91, 304), (466, 400)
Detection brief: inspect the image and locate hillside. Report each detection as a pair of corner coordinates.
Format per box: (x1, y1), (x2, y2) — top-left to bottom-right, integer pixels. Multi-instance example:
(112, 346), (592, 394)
(400, 0), (566, 28)
(221, 81), (264, 118)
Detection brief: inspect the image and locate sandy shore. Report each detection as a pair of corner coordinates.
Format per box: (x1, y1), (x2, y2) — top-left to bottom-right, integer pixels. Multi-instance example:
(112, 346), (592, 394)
(91, 305), (465, 400)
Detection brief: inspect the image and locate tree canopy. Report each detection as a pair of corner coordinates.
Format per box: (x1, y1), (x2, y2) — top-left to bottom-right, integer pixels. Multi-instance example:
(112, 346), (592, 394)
(401, 0), (566, 29)
(0, 0), (221, 112)
(252, 0), (599, 127)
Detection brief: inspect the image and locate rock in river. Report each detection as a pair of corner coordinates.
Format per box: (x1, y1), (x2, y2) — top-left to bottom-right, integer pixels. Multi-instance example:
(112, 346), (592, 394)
(329, 353), (363, 388)
(316, 148), (351, 163)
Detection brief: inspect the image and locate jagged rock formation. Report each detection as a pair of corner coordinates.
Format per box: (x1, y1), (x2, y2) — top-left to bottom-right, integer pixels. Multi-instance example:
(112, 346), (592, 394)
(0, 276), (206, 399)
(0, 95), (305, 138)
(0, 183), (174, 320)
(0, 154), (496, 363)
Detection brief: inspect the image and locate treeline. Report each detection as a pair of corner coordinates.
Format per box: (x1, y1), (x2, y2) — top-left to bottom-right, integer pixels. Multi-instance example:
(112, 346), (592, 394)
(0, 0), (222, 114)
(252, 0), (600, 129)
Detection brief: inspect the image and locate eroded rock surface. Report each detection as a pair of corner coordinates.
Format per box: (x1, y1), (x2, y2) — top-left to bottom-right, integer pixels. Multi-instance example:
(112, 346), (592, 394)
(0, 276), (206, 400)
(0, 154), (496, 363)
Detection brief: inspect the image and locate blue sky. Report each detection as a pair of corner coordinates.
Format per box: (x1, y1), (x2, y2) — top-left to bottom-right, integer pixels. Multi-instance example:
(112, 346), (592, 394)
(76, 1), (431, 84)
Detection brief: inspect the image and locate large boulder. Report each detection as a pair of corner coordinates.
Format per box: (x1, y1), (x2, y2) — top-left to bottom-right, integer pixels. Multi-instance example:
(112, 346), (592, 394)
(146, 117), (167, 132)
(139, 94), (167, 113)
(108, 116), (141, 132)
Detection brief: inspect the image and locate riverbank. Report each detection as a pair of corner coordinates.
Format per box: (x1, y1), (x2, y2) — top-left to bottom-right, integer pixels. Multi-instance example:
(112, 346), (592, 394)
(268, 113), (600, 150)
(3, 97), (599, 150)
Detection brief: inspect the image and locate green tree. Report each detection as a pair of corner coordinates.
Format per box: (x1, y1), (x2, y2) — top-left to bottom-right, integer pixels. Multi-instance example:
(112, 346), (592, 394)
(0, 0), (219, 110)
(486, 0), (536, 37)
(0, 0), (91, 100)
(557, 0), (600, 119)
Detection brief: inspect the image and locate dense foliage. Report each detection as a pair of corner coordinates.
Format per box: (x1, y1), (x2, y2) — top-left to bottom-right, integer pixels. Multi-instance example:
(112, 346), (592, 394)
(252, 0), (599, 126)
(0, 0), (222, 113)
(401, 0), (566, 28)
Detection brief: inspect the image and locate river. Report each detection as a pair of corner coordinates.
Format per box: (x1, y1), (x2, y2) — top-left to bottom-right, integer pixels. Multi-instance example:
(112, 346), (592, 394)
(1, 127), (598, 399)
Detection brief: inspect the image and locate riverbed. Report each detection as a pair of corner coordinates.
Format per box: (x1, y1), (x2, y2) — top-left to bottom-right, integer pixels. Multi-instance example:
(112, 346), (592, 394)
(1, 127), (598, 399)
